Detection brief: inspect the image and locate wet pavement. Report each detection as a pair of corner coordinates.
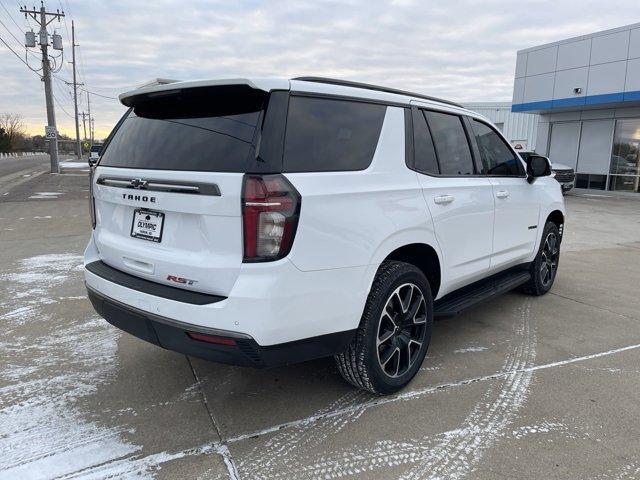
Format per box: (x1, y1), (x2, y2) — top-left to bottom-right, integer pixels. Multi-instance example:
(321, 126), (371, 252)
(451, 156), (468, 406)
(1, 174), (639, 479)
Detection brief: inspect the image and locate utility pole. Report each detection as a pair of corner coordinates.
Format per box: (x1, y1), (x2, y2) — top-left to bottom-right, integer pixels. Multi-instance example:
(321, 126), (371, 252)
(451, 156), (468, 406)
(21, 3), (65, 173)
(80, 112), (88, 142)
(86, 91), (93, 145)
(71, 21), (81, 160)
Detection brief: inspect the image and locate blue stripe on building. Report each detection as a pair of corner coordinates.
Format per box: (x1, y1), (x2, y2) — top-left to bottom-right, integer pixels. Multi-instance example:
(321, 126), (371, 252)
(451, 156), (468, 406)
(512, 90), (640, 112)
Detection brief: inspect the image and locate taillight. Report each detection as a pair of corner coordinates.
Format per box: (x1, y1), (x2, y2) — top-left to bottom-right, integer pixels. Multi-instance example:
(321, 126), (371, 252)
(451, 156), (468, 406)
(89, 167), (96, 229)
(242, 174), (301, 262)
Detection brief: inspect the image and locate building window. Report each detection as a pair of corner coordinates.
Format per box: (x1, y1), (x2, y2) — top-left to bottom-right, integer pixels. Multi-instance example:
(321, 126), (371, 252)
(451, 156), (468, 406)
(576, 174), (607, 190)
(609, 119), (640, 192)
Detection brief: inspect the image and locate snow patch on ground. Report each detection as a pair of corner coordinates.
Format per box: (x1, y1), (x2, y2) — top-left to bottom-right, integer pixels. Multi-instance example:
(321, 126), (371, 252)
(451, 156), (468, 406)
(453, 346), (488, 354)
(27, 192), (63, 200)
(511, 421), (569, 439)
(0, 253), (148, 479)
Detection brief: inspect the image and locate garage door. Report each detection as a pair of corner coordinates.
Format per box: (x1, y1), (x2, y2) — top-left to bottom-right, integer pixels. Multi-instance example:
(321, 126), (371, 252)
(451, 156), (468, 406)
(548, 122), (581, 169)
(577, 120), (614, 174)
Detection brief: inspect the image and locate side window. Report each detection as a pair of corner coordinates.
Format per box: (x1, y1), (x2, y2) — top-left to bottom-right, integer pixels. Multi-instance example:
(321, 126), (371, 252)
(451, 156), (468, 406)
(412, 109), (439, 174)
(471, 119), (523, 176)
(283, 96), (386, 172)
(424, 111), (474, 176)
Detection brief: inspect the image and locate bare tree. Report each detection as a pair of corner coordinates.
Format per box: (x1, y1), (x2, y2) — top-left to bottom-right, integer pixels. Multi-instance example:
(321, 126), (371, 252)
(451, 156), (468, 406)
(0, 113), (26, 151)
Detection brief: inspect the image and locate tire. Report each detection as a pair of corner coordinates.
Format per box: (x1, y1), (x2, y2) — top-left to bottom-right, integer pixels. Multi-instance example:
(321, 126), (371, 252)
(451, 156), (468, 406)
(522, 221), (561, 296)
(335, 261), (434, 395)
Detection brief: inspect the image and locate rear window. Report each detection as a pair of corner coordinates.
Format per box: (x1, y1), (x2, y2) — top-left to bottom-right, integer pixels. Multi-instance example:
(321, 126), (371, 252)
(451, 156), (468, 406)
(412, 109), (439, 175)
(283, 96), (386, 172)
(99, 86), (266, 172)
(470, 119), (523, 176)
(424, 110), (474, 176)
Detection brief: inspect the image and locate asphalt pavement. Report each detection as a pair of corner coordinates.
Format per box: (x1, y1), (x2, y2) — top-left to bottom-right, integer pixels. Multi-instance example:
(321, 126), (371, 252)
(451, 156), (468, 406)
(0, 172), (639, 480)
(0, 154), (51, 177)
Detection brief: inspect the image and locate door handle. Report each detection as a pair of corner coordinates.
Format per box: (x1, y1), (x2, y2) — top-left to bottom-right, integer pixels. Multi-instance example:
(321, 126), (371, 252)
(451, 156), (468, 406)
(496, 190), (510, 199)
(433, 195), (455, 205)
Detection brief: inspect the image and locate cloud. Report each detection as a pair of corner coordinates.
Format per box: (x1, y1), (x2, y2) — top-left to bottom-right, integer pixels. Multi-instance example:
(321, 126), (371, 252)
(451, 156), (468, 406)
(0, 0), (636, 138)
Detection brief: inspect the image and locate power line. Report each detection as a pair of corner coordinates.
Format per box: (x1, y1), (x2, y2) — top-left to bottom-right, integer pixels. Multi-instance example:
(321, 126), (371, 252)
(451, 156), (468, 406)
(0, 32), (41, 76)
(52, 74), (119, 100)
(80, 87), (117, 100)
(52, 92), (74, 119)
(0, 0), (22, 31)
(0, 15), (38, 58)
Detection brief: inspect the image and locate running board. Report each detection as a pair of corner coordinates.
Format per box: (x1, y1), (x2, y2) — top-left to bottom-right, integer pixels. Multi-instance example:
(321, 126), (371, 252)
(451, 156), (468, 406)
(434, 269), (531, 319)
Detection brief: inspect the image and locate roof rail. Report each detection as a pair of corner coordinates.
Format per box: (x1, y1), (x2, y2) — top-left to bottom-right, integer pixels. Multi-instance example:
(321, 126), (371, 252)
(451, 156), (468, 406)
(292, 76), (462, 108)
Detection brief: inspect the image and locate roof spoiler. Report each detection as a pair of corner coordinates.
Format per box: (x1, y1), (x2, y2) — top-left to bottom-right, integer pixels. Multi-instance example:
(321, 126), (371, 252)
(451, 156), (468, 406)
(119, 78), (290, 107)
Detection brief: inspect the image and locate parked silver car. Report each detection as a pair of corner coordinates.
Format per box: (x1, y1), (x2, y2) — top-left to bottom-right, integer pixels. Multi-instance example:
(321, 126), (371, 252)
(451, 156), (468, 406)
(519, 151), (574, 194)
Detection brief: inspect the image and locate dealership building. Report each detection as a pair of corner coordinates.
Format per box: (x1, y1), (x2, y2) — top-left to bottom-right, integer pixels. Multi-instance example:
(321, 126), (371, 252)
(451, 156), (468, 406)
(511, 22), (640, 193)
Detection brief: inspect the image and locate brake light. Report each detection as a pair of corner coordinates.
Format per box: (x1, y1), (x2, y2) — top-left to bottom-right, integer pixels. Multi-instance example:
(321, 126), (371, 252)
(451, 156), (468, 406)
(242, 174), (301, 262)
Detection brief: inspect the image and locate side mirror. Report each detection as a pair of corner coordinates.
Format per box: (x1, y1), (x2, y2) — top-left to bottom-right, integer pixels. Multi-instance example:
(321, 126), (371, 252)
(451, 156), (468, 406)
(88, 156), (98, 167)
(526, 155), (551, 184)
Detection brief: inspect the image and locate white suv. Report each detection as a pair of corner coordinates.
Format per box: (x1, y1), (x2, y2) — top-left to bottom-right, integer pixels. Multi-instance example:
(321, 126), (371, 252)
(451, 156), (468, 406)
(85, 77), (565, 394)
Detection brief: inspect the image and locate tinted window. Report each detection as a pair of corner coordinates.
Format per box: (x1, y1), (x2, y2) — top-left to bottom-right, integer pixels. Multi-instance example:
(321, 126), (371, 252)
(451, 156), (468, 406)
(283, 96), (386, 172)
(100, 86), (265, 172)
(412, 109), (439, 174)
(424, 111), (474, 176)
(518, 151), (533, 161)
(471, 119), (523, 176)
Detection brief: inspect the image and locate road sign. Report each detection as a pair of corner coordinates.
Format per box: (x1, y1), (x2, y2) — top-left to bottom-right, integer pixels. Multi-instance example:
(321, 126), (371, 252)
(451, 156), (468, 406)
(45, 126), (57, 139)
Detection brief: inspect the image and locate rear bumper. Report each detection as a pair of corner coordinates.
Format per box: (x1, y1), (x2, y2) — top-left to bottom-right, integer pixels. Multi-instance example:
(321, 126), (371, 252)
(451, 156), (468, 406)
(87, 286), (355, 367)
(84, 234), (369, 346)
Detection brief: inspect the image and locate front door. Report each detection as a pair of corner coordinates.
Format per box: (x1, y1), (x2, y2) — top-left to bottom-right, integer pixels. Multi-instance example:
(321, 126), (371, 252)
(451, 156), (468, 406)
(466, 118), (540, 270)
(489, 177), (540, 269)
(410, 105), (495, 295)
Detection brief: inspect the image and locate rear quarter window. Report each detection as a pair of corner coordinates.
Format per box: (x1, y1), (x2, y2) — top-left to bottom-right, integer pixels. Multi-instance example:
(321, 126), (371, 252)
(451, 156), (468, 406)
(283, 96), (386, 172)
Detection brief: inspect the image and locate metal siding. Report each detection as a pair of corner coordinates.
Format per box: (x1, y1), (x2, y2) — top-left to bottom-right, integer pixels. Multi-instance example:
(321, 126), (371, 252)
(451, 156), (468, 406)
(590, 30), (630, 65)
(526, 46), (558, 76)
(557, 39), (591, 70)
(630, 28), (640, 59)
(513, 23), (640, 112)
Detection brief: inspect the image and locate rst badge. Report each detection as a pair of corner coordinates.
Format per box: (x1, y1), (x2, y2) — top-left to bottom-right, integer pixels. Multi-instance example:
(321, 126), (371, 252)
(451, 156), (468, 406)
(166, 275), (198, 286)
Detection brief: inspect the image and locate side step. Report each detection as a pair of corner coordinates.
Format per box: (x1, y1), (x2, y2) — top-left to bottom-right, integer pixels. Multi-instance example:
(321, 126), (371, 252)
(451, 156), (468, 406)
(434, 268), (531, 319)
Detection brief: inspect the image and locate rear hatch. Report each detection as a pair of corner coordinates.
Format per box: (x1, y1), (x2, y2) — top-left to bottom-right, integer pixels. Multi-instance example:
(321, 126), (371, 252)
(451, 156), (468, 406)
(92, 81), (288, 296)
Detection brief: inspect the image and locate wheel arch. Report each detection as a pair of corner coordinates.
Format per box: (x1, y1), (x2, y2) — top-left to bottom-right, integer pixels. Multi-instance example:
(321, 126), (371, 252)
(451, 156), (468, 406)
(546, 209), (565, 238)
(382, 243), (441, 299)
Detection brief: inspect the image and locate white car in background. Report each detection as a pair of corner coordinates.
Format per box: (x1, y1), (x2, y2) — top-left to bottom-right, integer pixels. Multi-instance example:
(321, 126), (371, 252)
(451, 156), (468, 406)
(84, 77), (565, 394)
(89, 144), (102, 164)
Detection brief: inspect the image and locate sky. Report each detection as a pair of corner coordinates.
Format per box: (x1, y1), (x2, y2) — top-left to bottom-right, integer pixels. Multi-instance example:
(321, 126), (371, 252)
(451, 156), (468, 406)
(0, 0), (638, 139)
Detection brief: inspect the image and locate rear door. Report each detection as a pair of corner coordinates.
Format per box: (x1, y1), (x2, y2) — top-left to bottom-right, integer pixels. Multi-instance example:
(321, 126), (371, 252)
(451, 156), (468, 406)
(467, 117), (540, 270)
(411, 105), (495, 294)
(92, 85), (286, 296)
